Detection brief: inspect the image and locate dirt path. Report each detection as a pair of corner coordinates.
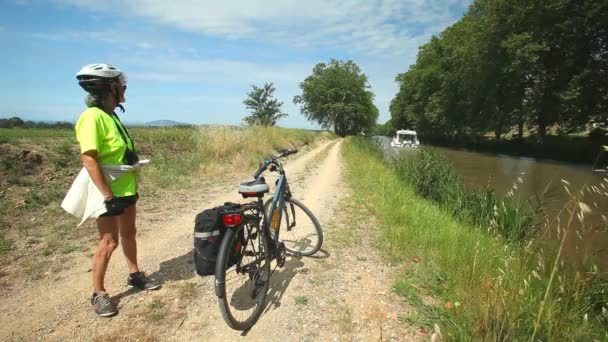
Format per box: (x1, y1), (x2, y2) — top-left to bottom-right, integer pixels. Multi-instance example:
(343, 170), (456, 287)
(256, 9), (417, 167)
(1, 139), (418, 341)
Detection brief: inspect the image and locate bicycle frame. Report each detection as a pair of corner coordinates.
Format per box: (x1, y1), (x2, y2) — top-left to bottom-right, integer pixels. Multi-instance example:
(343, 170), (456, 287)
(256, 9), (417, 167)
(237, 149), (299, 259)
(265, 173), (288, 245)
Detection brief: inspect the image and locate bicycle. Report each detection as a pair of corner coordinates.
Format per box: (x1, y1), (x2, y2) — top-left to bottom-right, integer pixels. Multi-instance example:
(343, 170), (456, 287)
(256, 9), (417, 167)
(214, 149), (324, 330)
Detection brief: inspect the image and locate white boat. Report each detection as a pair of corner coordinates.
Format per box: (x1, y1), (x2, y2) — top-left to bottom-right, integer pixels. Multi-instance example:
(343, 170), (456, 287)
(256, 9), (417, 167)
(391, 129), (420, 148)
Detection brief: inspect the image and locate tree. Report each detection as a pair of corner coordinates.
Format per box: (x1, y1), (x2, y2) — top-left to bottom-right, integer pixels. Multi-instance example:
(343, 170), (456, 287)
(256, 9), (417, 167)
(242, 82), (287, 127)
(0, 116), (24, 128)
(390, 0), (608, 143)
(293, 59), (378, 136)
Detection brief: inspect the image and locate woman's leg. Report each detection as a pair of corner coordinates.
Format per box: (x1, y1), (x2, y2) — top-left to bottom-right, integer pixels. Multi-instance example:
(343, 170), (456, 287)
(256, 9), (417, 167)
(118, 204), (161, 290)
(92, 216), (119, 293)
(118, 204), (139, 274)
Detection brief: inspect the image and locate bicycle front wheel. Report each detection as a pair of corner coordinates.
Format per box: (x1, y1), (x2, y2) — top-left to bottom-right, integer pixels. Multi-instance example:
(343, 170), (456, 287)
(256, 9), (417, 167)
(215, 220), (271, 330)
(266, 197), (323, 256)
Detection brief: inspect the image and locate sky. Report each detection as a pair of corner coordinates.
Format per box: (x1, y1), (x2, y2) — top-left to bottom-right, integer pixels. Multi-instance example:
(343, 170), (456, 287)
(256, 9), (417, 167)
(0, 0), (471, 129)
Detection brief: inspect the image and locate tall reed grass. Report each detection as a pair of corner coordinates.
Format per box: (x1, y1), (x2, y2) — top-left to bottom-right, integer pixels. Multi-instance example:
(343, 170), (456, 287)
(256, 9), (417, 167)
(342, 137), (607, 341)
(133, 126), (330, 189)
(394, 148), (541, 242)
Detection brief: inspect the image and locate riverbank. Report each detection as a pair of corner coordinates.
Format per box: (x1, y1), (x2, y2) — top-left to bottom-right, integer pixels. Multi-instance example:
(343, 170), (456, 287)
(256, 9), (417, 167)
(342, 137), (607, 340)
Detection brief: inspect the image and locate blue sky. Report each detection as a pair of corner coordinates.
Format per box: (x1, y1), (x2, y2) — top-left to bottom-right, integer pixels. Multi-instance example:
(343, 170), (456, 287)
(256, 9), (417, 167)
(0, 0), (471, 129)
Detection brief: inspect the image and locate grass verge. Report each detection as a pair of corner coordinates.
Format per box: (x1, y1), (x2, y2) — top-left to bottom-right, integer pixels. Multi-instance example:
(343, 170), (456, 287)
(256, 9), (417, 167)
(342, 137), (607, 340)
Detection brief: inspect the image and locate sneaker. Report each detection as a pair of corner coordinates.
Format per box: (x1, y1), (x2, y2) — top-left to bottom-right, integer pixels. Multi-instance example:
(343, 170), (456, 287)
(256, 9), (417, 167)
(127, 271), (161, 290)
(91, 291), (117, 317)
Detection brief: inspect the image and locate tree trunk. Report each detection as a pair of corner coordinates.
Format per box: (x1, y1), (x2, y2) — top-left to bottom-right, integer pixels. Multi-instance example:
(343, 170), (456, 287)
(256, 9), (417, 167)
(517, 119), (524, 141)
(494, 116), (504, 142)
(494, 127), (502, 142)
(537, 118), (547, 143)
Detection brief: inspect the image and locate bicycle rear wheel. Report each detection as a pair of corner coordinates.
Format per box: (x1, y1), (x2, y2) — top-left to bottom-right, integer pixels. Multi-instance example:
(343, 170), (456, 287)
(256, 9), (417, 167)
(215, 220), (271, 330)
(266, 197), (323, 256)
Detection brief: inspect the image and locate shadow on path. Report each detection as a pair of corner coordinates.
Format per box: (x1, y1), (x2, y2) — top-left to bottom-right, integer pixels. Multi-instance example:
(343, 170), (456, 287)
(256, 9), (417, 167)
(113, 250), (197, 303)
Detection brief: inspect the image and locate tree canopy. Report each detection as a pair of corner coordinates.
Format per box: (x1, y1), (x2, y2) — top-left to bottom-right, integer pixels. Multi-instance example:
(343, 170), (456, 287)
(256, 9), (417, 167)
(242, 82), (287, 127)
(391, 0), (608, 143)
(294, 59), (378, 136)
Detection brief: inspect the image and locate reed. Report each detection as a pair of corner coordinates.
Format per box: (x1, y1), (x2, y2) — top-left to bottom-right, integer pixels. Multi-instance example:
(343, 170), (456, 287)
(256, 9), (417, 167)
(394, 148), (540, 242)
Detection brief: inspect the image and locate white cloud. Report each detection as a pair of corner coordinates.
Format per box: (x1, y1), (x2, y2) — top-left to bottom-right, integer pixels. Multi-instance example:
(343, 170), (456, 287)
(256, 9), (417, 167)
(29, 29), (185, 53)
(55, 0), (468, 55)
(125, 56), (314, 86)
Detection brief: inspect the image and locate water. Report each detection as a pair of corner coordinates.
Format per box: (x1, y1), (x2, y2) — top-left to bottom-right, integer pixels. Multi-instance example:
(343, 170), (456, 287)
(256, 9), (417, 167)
(374, 136), (608, 271)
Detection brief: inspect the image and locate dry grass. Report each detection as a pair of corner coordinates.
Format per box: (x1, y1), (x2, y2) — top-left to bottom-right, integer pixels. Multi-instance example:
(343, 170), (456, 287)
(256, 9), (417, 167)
(176, 281), (198, 301)
(337, 305), (354, 333)
(91, 322), (159, 342)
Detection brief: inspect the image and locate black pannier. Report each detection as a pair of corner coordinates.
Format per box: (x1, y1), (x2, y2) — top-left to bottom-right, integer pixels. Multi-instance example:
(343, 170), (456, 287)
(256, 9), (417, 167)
(193, 202), (242, 276)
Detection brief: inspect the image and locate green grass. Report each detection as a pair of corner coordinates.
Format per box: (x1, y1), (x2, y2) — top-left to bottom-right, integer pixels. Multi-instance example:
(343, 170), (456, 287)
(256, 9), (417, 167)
(176, 281), (198, 301)
(25, 183), (65, 208)
(144, 299), (168, 323)
(342, 137), (608, 341)
(50, 138), (79, 168)
(0, 230), (11, 256)
(60, 245), (80, 254)
(0, 128), (73, 142)
(295, 296), (309, 305)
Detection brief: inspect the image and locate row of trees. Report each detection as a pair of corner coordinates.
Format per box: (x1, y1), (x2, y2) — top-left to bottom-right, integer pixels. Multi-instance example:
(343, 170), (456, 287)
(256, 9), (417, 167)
(390, 0), (608, 142)
(0, 117), (73, 129)
(243, 60), (378, 136)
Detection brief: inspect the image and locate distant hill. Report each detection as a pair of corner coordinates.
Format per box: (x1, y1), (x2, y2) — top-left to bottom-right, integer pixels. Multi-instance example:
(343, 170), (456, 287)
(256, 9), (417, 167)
(144, 120), (190, 127)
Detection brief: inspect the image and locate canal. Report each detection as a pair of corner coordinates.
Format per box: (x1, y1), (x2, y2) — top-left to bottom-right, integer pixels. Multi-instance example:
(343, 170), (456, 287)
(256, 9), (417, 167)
(375, 136), (608, 272)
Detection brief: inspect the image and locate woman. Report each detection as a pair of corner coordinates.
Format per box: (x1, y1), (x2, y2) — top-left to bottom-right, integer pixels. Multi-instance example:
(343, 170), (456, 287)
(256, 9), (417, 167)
(75, 63), (160, 317)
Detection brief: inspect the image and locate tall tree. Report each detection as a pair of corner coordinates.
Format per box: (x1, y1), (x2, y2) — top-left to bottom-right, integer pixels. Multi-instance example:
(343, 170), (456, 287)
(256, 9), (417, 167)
(242, 82), (287, 127)
(293, 59), (378, 136)
(390, 0), (608, 143)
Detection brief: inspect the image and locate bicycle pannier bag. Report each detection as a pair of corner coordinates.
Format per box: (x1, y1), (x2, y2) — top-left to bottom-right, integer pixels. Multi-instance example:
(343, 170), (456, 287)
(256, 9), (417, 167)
(193, 202), (241, 276)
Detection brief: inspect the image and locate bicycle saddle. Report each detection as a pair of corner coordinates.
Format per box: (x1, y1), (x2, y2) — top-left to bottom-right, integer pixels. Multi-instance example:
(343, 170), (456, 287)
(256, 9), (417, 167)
(239, 176), (269, 198)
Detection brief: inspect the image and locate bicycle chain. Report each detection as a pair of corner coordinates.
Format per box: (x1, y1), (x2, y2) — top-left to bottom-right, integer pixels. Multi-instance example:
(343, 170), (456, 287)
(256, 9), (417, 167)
(276, 242), (286, 267)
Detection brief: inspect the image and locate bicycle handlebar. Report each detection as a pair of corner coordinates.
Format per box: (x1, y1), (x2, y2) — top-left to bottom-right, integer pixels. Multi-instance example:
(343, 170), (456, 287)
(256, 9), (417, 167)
(251, 149), (298, 178)
(252, 160), (270, 179)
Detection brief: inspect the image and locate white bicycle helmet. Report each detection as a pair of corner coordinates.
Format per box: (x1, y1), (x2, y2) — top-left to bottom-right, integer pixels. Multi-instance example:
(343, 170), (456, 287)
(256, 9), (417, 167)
(76, 63), (127, 94)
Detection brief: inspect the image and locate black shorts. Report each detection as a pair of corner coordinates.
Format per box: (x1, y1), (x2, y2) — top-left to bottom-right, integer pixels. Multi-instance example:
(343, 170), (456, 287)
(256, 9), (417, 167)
(100, 194), (139, 217)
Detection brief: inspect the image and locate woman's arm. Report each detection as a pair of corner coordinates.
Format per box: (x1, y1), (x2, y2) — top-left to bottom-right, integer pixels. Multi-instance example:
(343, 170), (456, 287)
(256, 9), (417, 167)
(81, 150), (113, 200)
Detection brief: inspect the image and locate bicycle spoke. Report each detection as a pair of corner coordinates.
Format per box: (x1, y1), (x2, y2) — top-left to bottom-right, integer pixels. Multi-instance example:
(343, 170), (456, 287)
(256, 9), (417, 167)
(270, 198), (323, 256)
